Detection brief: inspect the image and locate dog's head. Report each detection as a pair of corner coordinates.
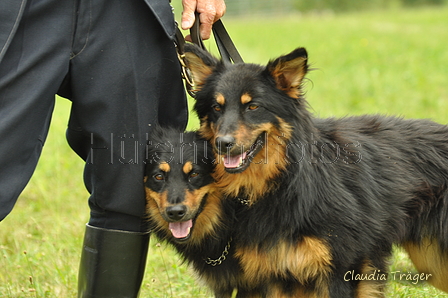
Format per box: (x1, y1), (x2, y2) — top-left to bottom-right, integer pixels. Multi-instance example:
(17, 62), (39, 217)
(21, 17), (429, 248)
(184, 44), (310, 201)
(145, 127), (221, 244)
(184, 44), (309, 175)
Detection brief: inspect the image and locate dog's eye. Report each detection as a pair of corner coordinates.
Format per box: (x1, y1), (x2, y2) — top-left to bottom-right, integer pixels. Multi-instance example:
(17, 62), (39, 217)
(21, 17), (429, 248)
(212, 105), (222, 112)
(153, 174), (164, 181)
(189, 172), (199, 179)
(247, 104), (259, 111)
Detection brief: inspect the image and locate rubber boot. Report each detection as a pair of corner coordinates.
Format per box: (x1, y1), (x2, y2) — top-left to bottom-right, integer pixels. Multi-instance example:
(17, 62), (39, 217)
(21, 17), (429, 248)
(77, 224), (150, 298)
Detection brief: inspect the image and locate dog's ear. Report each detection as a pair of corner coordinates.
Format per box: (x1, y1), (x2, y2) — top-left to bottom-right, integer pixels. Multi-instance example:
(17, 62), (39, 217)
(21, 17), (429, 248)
(266, 48), (308, 99)
(184, 44), (219, 91)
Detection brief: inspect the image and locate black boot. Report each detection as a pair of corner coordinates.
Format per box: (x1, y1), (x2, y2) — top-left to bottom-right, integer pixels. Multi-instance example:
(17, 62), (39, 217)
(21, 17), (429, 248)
(77, 224), (150, 298)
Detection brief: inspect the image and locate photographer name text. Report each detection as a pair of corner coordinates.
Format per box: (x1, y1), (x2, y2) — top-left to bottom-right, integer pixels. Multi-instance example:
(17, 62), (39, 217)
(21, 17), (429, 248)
(344, 270), (432, 285)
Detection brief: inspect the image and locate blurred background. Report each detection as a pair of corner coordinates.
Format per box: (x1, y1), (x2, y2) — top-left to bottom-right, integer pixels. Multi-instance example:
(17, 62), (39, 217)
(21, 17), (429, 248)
(225, 0), (447, 15)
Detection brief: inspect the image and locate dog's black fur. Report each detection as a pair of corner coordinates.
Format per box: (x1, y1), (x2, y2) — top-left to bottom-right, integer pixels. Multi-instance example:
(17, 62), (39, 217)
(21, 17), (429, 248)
(156, 43), (448, 297)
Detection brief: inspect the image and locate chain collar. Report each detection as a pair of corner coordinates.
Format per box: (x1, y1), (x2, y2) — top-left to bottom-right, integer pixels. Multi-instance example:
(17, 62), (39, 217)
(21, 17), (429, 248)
(203, 197), (249, 266)
(203, 198), (250, 266)
(204, 238), (232, 266)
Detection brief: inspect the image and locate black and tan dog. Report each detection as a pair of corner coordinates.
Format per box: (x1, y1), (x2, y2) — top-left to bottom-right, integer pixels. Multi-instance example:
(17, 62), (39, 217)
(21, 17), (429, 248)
(151, 44), (448, 297)
(144, 127), (240, 290)
(145, 127), (221, 245)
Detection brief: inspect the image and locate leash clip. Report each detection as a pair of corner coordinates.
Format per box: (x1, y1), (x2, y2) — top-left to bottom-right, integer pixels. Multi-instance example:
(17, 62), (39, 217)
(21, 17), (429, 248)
(177, 51), (196, 98)
(174, 21), (197, 98)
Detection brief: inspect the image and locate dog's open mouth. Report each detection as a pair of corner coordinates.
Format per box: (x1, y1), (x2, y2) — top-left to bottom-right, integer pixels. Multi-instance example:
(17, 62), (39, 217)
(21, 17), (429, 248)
(221, 133), (265, 173)
(169, 219), (193, 241)
(165, 195), (208, 242)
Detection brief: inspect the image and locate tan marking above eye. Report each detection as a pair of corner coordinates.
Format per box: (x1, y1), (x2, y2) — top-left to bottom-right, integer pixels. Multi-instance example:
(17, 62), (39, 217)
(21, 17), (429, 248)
(241, 93), (252, 105)
(183, 161), (193, 175)
(159, 162), (170, 172)
(216, 93), (226, 106)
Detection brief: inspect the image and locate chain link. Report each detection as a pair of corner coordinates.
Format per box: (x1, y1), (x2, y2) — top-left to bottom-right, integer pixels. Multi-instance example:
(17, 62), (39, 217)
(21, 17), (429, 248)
(236, 197), (251, 206)
(204, 238), (232, 266)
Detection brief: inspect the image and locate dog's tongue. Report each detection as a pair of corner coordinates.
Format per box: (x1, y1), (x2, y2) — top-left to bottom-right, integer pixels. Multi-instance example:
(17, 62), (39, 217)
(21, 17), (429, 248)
(223, 152), (247, 168)
(169, 220), (193, 239)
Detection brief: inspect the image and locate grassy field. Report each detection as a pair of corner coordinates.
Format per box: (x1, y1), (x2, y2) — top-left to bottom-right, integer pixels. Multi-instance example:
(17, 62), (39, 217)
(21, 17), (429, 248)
(1, 6), (448, 298)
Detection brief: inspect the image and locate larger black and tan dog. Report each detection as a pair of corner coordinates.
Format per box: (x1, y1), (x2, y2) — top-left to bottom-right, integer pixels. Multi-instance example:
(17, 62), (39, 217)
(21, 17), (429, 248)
(159, 44), (448, 297)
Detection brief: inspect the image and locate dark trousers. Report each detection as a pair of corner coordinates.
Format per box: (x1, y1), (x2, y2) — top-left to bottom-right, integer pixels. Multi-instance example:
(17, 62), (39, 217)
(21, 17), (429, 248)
(0, 0), (188, 232)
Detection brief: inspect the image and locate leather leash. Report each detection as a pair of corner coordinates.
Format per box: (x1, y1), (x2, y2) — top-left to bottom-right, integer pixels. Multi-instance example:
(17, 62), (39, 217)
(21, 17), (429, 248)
(212, 20), (243, 64)
(174, 13), (243, 97)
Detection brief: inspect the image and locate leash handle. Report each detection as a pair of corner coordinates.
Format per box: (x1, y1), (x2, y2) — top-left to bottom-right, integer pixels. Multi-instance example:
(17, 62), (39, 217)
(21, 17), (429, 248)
(190, 12), (243, 64)
(190, 12), (206, 51)
(212, 20), (244, 64)
(174, 13), (243, 97)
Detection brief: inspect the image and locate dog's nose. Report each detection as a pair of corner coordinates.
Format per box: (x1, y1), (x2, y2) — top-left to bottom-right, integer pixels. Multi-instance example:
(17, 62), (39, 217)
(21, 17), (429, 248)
(215, 135), (236, 153)
(166, 205), (187, 221)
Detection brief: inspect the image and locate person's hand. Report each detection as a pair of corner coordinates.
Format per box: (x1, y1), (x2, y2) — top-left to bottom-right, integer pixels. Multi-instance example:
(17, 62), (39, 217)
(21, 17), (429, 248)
(181, 0), (226, 40)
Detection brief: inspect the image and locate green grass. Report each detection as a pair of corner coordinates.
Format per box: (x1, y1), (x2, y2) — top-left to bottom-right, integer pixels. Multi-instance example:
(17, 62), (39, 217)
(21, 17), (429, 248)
(1, 6), (448, 298)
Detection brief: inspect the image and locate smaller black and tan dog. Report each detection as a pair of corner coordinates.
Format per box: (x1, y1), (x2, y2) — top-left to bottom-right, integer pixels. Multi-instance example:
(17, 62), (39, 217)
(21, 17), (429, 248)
(144, 127), (242, 295)
(145, 127), (221, 245)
